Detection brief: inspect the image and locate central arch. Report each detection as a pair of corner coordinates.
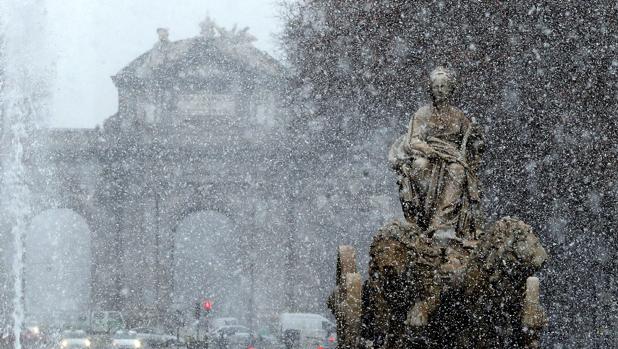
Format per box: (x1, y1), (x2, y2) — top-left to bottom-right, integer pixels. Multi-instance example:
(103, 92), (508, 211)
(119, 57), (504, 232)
(172, 210), (245, 320)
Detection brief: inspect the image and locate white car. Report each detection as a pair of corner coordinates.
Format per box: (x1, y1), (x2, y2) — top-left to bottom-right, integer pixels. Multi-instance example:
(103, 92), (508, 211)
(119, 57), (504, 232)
(210, 325), (254, 349)
(210, 317), (239, 332)
(130, 327), (177, 345)
(279, 313), (335, 349)
(111, 331), (142, 349)
(59, 330), (91, 349)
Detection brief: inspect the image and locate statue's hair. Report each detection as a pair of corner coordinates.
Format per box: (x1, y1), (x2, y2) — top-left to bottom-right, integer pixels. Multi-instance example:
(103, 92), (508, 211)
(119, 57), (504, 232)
(429, 66), (457, 86)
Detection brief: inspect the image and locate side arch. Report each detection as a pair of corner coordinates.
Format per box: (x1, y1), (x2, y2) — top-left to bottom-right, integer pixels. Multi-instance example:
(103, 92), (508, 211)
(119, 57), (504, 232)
(25, 208), (92, 326)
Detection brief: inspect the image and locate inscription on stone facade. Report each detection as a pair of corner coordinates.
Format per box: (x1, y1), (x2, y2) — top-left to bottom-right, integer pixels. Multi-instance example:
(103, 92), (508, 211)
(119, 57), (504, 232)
(177, 93), (236, 116)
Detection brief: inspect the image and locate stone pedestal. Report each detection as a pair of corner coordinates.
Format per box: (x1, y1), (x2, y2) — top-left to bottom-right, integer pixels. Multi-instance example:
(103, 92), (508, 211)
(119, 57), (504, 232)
(329, 218), (548, 348)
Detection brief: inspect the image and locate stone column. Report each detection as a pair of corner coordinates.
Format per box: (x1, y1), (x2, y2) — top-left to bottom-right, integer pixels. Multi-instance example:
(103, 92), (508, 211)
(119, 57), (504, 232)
(154, 206), (176, 327)
(89, 208), (120, 311)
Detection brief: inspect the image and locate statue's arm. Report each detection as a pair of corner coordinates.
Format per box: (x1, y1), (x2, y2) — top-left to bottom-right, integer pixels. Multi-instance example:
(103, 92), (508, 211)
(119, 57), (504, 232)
(405, 113), (434, 157)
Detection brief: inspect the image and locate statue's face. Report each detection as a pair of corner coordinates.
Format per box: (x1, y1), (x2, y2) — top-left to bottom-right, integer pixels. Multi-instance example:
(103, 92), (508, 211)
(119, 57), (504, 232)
(431, 74), (453, 105)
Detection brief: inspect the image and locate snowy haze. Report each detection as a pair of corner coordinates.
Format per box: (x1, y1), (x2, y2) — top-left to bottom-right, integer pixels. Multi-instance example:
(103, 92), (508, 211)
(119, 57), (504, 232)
(47, 0), (282, 129)
(6, 0), (613, 346)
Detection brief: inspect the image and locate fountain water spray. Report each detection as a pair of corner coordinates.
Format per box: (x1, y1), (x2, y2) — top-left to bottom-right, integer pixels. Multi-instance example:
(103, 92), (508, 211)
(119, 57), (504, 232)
(0, 2), (49, 349)
(1, 123), (31, 349)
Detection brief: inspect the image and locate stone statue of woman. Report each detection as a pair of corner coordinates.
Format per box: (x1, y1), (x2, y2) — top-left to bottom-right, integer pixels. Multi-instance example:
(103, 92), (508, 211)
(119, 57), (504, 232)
(389, 67), (484, 241)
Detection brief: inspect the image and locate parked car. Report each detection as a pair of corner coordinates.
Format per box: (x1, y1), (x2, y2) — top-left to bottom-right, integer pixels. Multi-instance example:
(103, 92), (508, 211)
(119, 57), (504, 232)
(209, 318), (239, 332)
(0, 324), (50, 349)
(255, 336), (280, 349)
(130, 327), (177, 348)
(278, 313), (335, 349)
(59, 330), (91, 348)
(111, 331), (143, 349)
(210, 325), (254, 349)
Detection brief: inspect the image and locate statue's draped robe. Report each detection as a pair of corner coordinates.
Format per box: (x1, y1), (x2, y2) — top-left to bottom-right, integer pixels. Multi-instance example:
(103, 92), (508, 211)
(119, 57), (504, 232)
(389, 105), (483, 239)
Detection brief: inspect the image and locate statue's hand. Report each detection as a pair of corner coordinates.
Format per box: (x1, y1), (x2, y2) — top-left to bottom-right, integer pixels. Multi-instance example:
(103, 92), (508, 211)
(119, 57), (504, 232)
(409, 140), (438, 161)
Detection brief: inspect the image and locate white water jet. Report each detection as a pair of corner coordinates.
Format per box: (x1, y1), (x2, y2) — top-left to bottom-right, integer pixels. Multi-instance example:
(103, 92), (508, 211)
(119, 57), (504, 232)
(0, 2), (50, 349)
(1, 124), (31, 349)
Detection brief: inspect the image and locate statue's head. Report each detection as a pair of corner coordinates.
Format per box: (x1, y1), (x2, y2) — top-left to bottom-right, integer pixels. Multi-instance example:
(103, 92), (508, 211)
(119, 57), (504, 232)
(369, 222), (418, 277)
(429, 67), (456, 106)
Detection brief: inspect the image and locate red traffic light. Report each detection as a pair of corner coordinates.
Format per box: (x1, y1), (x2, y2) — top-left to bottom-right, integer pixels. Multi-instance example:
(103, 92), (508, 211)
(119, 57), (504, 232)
(202, 300), (213, 311)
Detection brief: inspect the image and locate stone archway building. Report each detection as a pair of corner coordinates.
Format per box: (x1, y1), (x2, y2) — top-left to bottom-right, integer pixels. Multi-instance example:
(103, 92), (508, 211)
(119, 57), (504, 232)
(26, 23), (291, 326)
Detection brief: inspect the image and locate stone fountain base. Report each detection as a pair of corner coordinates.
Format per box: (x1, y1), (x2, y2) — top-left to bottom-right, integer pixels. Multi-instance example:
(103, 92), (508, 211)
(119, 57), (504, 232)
(329, 217), (548, 349)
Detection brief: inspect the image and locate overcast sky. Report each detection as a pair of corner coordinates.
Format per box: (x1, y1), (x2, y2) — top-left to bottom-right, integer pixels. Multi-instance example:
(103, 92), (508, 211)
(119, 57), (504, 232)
(47, 0), (284, 128)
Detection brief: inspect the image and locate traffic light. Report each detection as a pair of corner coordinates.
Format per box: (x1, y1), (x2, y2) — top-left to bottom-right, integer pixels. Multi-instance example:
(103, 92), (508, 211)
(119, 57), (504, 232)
(202, 299), (213, 312)
(194, 299), (213, 319)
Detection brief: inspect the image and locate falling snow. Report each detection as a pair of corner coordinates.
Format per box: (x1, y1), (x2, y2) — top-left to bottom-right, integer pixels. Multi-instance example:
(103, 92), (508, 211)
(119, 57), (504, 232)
(0, 1), (617, 348)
